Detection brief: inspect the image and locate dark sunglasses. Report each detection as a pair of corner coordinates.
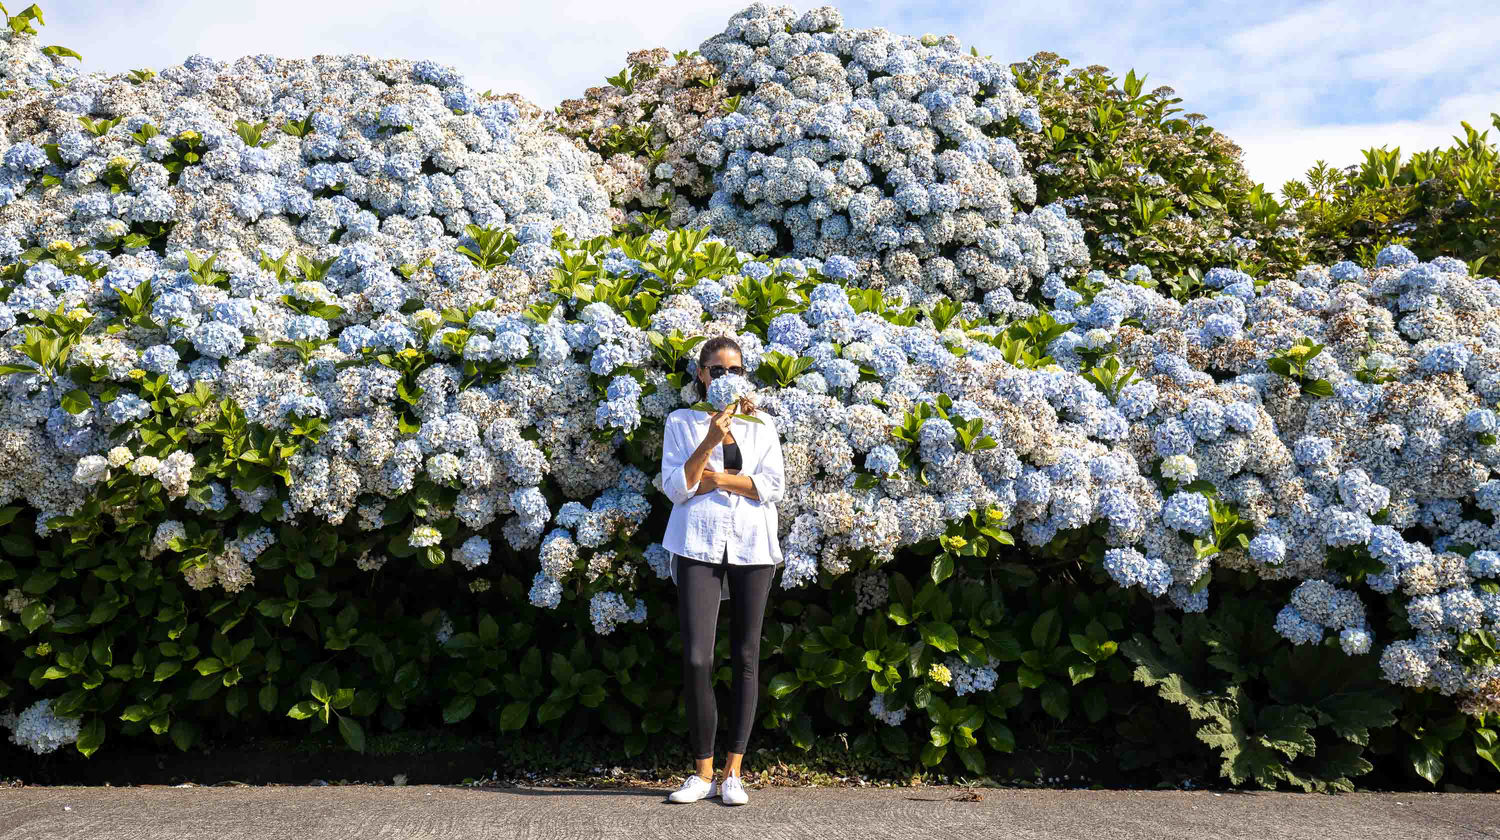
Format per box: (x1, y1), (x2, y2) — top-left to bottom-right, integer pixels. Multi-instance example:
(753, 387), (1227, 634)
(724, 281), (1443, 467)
(707, 364), (746, 379)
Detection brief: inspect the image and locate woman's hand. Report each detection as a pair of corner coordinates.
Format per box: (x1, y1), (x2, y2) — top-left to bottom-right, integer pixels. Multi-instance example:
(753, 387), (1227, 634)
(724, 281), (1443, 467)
(705, 405), (733, 443)
(694, 470), (721, 495)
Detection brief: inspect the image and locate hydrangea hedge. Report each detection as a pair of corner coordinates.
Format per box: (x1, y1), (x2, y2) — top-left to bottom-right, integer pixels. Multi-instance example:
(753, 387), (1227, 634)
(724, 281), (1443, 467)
(2, 3), (1499, 790)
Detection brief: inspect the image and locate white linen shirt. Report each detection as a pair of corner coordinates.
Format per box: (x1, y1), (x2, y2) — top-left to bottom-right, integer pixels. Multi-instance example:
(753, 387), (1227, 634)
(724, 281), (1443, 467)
(658, 406), (785, 601)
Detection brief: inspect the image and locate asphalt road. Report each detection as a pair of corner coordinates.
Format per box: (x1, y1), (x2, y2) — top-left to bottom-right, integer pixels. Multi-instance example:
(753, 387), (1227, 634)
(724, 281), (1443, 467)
(1, 784), (1497, 839)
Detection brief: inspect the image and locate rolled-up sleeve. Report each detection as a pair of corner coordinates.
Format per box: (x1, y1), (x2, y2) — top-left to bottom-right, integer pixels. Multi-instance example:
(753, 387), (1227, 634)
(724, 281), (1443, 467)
(660, 412), (701, 505)
(746, 416), (785, 505)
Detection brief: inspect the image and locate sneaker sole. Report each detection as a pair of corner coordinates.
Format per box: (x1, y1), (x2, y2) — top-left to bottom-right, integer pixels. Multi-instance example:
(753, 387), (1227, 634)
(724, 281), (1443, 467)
(666, 784), (718, 803)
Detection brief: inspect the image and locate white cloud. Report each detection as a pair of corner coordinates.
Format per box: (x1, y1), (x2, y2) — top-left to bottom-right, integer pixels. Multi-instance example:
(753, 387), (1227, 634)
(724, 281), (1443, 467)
(1225, 1), (1360, 58)
(1225, 105), (1500, 194)
(1353, 22), (1499, 80)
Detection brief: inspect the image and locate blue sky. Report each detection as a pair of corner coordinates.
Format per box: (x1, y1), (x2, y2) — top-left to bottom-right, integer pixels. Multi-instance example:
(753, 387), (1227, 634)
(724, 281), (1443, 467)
(38, 1), (1500, 194)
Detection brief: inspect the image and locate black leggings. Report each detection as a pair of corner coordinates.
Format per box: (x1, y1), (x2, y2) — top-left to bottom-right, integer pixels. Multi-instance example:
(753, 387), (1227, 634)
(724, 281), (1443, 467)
(676, 551), (776, 760)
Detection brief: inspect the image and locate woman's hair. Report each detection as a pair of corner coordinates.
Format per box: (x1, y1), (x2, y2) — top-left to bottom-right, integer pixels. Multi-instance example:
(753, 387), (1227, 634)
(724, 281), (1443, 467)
(694, 335), (743, 401)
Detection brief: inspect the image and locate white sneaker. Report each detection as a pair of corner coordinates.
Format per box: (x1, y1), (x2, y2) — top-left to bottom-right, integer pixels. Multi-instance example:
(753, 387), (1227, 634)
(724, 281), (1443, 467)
(667, 773), (719, 803)
(720, 774), (749, 805)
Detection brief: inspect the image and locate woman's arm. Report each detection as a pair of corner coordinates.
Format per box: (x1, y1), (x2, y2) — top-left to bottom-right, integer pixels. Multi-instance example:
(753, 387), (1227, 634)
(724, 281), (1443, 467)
(659, 408), (730, 505)
(681, 438), (717, 495)
(712, 471), (758, 500)
(660, 412), (700, 504)
(722, 416), (785, 503)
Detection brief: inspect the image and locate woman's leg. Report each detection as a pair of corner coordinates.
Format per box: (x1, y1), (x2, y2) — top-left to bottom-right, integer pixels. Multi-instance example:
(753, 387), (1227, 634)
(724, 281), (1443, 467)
(677, 554), (724, 775)
(723, 562), (776, 776)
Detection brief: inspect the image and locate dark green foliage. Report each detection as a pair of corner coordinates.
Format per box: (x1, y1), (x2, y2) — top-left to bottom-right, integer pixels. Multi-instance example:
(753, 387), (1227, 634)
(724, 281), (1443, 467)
(1284, 113), (1500, 275)
(1007, 52), (1306, 288)
(1121, 593), (1401, 791)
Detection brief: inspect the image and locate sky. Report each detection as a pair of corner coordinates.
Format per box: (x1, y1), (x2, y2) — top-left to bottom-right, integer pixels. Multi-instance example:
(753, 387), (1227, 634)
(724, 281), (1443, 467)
(33, 0), (1500, 195)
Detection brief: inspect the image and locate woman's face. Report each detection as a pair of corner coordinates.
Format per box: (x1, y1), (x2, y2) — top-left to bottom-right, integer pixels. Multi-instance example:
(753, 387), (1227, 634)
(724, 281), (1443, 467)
(698, 347), (745, 393)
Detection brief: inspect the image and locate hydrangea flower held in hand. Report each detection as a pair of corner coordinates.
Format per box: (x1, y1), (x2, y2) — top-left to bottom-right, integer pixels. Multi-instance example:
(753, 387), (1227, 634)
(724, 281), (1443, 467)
(705, 372), (754, 412)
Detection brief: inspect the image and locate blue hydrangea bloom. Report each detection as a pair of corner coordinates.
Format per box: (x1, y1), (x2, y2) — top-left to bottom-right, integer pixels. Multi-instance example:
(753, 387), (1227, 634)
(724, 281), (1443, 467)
(1375, 243), (1419, 268)
(1162, 491), (1211, 536)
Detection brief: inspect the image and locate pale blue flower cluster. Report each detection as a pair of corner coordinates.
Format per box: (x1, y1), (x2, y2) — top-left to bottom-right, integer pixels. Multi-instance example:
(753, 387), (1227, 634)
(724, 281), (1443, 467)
(0, 23), (83, 107)
(595, 374), (644, 434)
(1, 698), (81, 755)
(1162, 491), (1211, 536)
(706, 372), (755, 410)
(868, 691), (908, 726)
(1103, 548), (1171, 597)
(942, 655), (1000, 697)
(1248, 532), (1286, 565)
(588, 590), (648, 634)
(1275, 579), (1370, 652)
(689, 4), (1089, 302)
(454, 535), (491, 570)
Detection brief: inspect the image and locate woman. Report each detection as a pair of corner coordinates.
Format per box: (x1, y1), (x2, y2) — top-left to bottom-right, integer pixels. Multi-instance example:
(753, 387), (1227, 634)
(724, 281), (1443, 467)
(660, 335), (785, 807)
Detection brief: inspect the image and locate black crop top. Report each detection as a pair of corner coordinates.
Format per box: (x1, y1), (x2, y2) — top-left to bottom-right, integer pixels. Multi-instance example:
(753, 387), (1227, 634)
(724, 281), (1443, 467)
(722, 440), (743, 471)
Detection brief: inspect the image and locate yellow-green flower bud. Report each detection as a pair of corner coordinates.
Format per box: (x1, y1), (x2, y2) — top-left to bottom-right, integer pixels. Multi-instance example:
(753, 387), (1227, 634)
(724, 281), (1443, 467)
(927, 663), (952, 686)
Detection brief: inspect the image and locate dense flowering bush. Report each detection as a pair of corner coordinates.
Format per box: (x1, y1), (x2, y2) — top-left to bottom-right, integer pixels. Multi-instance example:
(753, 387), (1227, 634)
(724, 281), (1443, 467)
(555, 4), (1091, 307)
(559, 28), (1312, 309)
(1006, 52), (1307, 286)
(1, 2), (1498, 787)
(685, 4), (1093, 305)
(549, 48), (726, 228)
(1282, 114), (1500, 276)
(0, 5), (81, 99)
(0, 39), (615, 537)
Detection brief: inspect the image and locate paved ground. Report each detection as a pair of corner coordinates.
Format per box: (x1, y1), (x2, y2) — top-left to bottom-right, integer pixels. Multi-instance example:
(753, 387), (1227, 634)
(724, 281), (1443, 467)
(1, 784), (1497, 840)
